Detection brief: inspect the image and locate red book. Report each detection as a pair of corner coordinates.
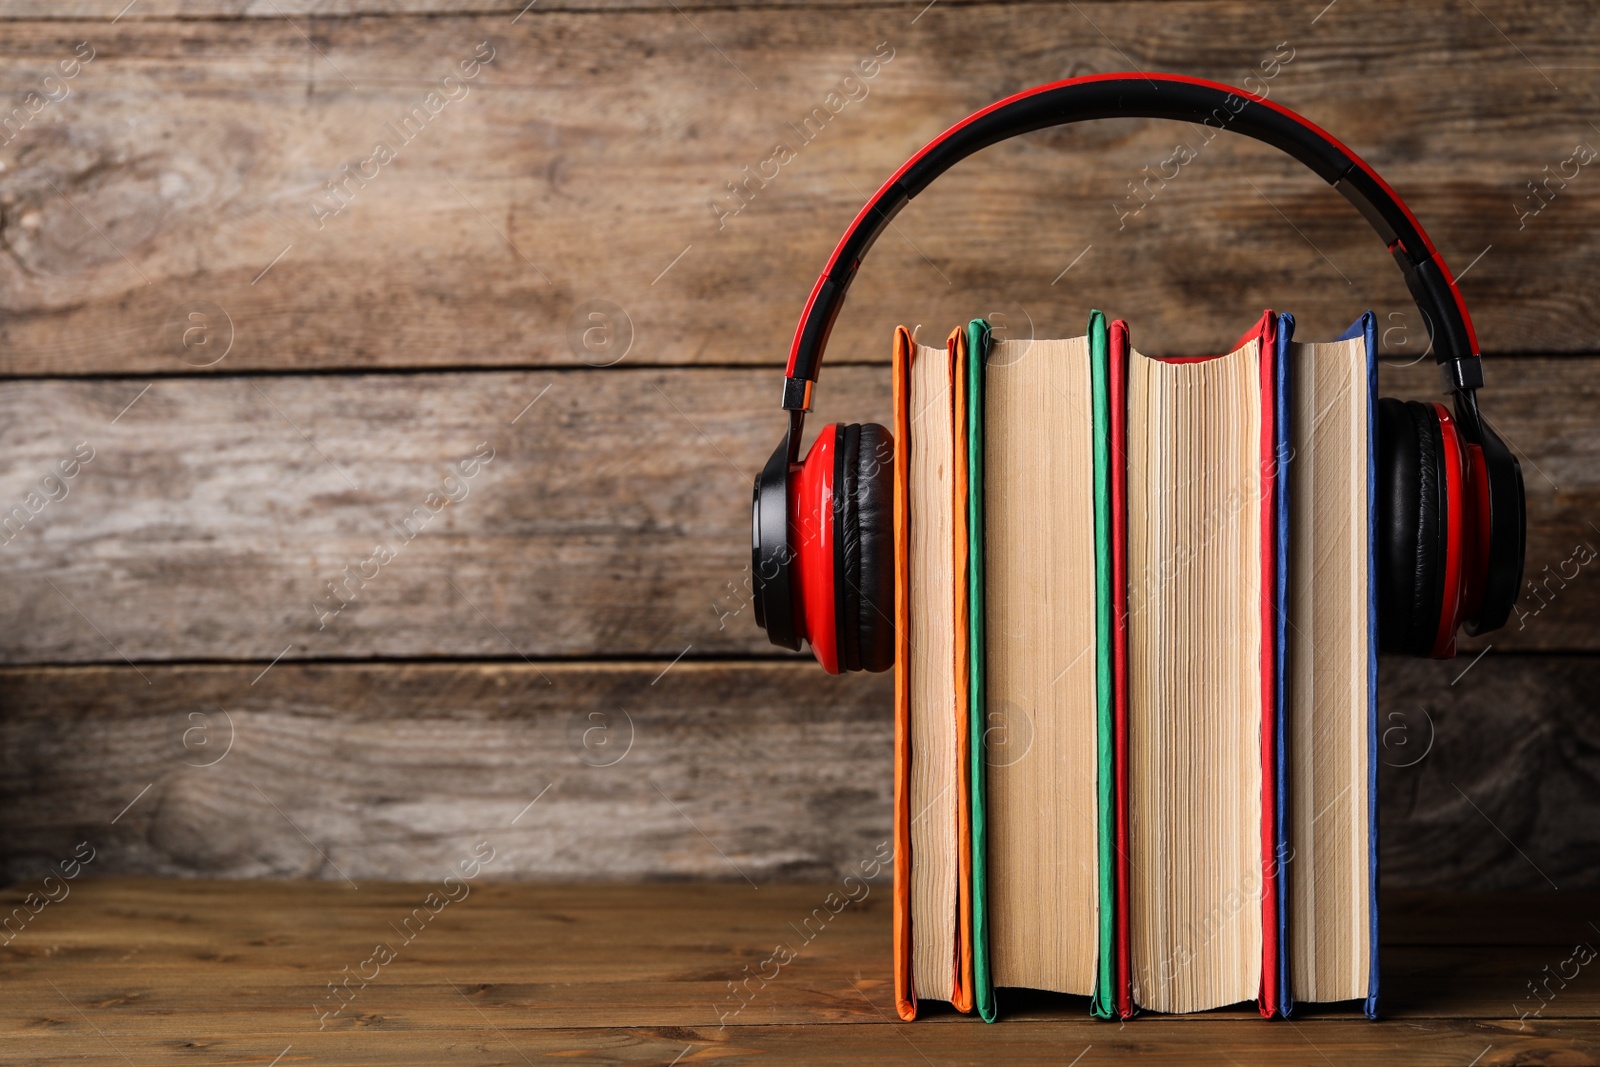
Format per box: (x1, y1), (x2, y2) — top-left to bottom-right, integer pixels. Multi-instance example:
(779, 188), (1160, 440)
(1111, 311), (1280, 1019)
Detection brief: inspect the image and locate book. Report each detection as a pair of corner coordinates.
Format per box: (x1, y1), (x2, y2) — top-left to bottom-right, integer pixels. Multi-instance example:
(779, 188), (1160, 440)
(892, 324), (975, 1020)
(1119, 310), (1281, 1016)
(1280, 313), (1380, 1018)
(966, 312), (1115, 1018)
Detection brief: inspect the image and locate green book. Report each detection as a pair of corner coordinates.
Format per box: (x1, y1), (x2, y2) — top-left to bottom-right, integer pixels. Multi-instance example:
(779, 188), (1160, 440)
(1088, 310), (1117, 1022)
(967, 313), (1116, 1022)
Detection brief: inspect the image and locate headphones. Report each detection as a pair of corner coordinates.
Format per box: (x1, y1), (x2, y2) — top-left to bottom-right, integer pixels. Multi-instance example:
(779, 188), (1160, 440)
(752, 73), (1525, 672)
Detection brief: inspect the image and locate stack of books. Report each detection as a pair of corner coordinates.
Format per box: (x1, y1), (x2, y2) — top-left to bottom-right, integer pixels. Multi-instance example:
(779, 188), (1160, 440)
(890, 310), (1377, 1021)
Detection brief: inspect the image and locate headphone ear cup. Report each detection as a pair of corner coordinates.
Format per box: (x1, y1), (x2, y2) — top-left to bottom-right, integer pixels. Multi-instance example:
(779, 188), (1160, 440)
(751, 435), (798, 652)
(835, 422), (895, 673)
(1377, 398), (1447, 656)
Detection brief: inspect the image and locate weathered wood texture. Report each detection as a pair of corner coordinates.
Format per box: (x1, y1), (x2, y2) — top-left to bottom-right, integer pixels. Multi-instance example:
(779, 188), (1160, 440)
(2, 880), (1598, 1065)
(0, 661), (896, 884)
(0, 5), (1596, 375)
(0, 656), (1593, 890)
(0, 365), (881, 662)
(0, 1), (1596, 897)
(0, 1), (926, 14)
(1378, 654), (1600, 892)
(0, 358), (1592, 664)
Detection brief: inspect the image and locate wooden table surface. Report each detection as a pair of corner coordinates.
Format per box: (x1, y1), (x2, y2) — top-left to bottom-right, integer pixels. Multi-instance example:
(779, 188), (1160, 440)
(2, 880), (1598, 1065)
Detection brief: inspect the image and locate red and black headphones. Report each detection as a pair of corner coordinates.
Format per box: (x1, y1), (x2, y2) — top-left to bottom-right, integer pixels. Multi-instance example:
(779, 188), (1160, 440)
(752, 73), (1525, 672)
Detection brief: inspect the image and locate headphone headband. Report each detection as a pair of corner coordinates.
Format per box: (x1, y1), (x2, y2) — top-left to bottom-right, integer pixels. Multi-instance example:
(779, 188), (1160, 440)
(782, 73), (1483, 417)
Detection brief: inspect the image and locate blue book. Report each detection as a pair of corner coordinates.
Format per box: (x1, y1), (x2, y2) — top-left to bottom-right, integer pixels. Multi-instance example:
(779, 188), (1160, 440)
(1277, 313), (1380, 1020)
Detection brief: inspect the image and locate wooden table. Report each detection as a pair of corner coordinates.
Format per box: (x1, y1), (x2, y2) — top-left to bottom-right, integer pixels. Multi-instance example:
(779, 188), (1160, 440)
(2, 879), (1597, 1065)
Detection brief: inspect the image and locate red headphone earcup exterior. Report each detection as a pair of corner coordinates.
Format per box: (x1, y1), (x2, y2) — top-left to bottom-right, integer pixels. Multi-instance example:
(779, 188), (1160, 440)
(789, 425), (842, 672)
(1429, 402), (1469, 656)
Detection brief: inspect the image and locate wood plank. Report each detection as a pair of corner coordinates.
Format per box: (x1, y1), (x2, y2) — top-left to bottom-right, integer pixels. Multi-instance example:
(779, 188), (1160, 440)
(3, 657), (1597, 890)
(2, 931), (1589, 1027)
(0, 365), (888, 662)
(0, 661), (897, 884)
(0, 359), (1593, 664)
(1, 880), (1597, 1065)
(1378, 654), (1600, 894)
(0, 5), (1597, 374)
(0, 0), (885, 14)
(0, 1019), (1589, 1067)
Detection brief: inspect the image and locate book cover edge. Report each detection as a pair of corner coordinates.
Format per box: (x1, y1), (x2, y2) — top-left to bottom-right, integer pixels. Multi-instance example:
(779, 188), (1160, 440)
(1109, 318), (1135, 1020)
(1089, 309), (1117, 1022)
(966, 318), (998, 1024)
(1274, 312), (1296, 1020)
(892, 325), (917, 1022)
(950, 326), (976, 1016)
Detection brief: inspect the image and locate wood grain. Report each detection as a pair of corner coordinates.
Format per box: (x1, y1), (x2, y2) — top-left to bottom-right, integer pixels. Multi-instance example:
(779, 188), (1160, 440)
(2, 1019), (1591, 1067)
(0, 661), (897, 884)
(0, 1), (910, 14)
(1378, 654), (1600, 893)
(0, 358), (1591, 665)
(1, 655), (1594, 889)
(0, 5), (1596, 375)
(0, 365), (886, 663)
(1, 879), (1598, 1065)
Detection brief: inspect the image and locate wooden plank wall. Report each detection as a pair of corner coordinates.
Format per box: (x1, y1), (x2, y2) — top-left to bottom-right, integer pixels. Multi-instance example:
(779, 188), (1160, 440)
(0, 1), (1595, 890)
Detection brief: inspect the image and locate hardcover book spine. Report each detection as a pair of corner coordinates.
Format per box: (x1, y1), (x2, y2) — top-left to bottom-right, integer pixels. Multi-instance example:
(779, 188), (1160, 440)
(1256, 311), (1282, 1021)
(1357, 312), (1381, 1021)
(1274, 312), (1296, 1020)
(1088, 310), (1116, 1022)
(891, 325), (917, 1022)
(966, 319), (998, 1024)
(1108, 318), (1134, 1020)
(950, 327), (975, 1016)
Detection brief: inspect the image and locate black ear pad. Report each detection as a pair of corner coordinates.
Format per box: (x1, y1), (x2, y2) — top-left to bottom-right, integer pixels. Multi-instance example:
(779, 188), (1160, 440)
(834, 422), (895, 673)
(1377, 398), (1448, 656)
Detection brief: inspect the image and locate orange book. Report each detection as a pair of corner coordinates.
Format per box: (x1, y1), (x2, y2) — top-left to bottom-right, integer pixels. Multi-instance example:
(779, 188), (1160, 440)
(891, 325), (973, 1019)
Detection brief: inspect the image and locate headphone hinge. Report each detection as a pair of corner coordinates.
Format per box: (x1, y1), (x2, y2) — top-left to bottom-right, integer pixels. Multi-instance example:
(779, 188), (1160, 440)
(1442, 356), (1484, 393)
(782, 376), (814, 412)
